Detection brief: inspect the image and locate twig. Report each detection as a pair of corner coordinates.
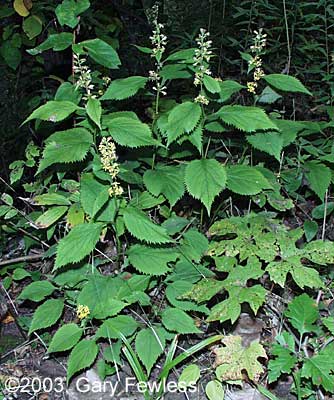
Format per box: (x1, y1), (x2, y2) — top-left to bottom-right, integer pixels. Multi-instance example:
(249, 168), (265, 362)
(321, 189), (328, 240)
(0, 253), (45, 267)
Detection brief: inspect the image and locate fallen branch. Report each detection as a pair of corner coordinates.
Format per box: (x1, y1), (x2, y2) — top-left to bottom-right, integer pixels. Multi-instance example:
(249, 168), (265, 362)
(0, 253), (45, 267)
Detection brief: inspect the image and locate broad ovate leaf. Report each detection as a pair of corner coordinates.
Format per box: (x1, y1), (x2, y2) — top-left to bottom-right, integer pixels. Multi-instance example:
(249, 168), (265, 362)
(48, 323), (83, 353)
(185, 159), (226, 214)
(77, 275), (127, 319)
(304, 161), (331, 201)
(226, 165), (271, 195)
(264, 74), (312, 95)
(247, 132), (284, 161)
(18, 281), (56, 302)
(29, 299), (64, 335)
(123, 207), (171, 244)
(143, 164), (185, 206)
(161, 307), (201, 334)
(135, 328), (166, 374)
(102, 76), (148, 100)
(167, 101), (202, 145)
(285, 294), (319, 336)
(67, 339), (98, 382)
(55, 0), (90, 28)
(128, 244), (179, 275)
(86, 97), (101, 129)
(217, 105), (277, 132)
(105, 117), (157, 147)
(55, 223), (103, 269)
(37, 128), (93, 173)
(80, 39), (121, 69)
(23, 101), (79, 124)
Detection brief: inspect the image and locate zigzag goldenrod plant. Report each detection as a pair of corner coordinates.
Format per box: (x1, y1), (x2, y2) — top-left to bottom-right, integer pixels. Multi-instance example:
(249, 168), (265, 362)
(2, 3), (334, 399)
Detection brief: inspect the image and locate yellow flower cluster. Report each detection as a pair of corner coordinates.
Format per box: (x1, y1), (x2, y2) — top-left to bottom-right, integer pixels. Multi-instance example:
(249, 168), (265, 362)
(77, 305), (90, 320)
(99, 137), (123, 197)
(247, 28), (267, 94)
(193, 28), (213, 87)
(73, 53), (95, 100)
(147, 5), (167, 98)
(108, 182), (124, 197)
(195, 94), (209, 105)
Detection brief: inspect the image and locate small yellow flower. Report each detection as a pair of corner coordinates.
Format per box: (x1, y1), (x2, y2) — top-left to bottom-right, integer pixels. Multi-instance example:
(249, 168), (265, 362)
(77, 305), (90, 320)
(247, 81), (258, 94)
(108, 182), (124, 197)
(254, 68), (265, 81)
(194, 94), (209, 105)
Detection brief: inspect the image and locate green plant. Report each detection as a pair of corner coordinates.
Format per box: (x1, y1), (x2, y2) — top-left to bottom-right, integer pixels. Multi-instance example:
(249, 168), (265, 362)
(1, 2), (334, 399)
(268, 293), (334, 399)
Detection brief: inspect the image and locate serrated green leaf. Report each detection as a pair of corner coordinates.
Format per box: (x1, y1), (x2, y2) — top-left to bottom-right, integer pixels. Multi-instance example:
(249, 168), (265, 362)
(218, 80), (245, 102)
(247, 132), (283, 161)
(264, 74), (312, 95)
(23, 101), (79, 124)
(80, 173), (109, 218)
(102, 76), (148, 100)
(304, 161), (331, 200)
(19, 281), (56, 302)
(179, 229), (208, 263)
(185, 159), (226, 214)
(167, 102), (201, 145)
(29, 299), (64, 335)
(129, 191), (165, 209)
(77, 275), (127, 319)
(128, 244), (178, 275)
(217, 105), (277, 132)
(312, 202), (334, 219)
(96, 315), (139, 339)
(86, 97), (101, 129)
(322, 317), (334, 334)
(268, 335), (297, 383)
(135, 328), (166, 374)
(105, 117), (157, 147)
(226, 165), (271, 195)
(143, 164), (185, 206)
(37, 128), (93, 173)
(161, 307), (201, 334)
(123, 207), (171, 244)
(55, 82), (82, 104)
(55, 223), (103, 269)
(48, 323), (83, 353)
(285, 294), (319, 336)
(301, 344), (334, 391)
(67, 339), (98, 382)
